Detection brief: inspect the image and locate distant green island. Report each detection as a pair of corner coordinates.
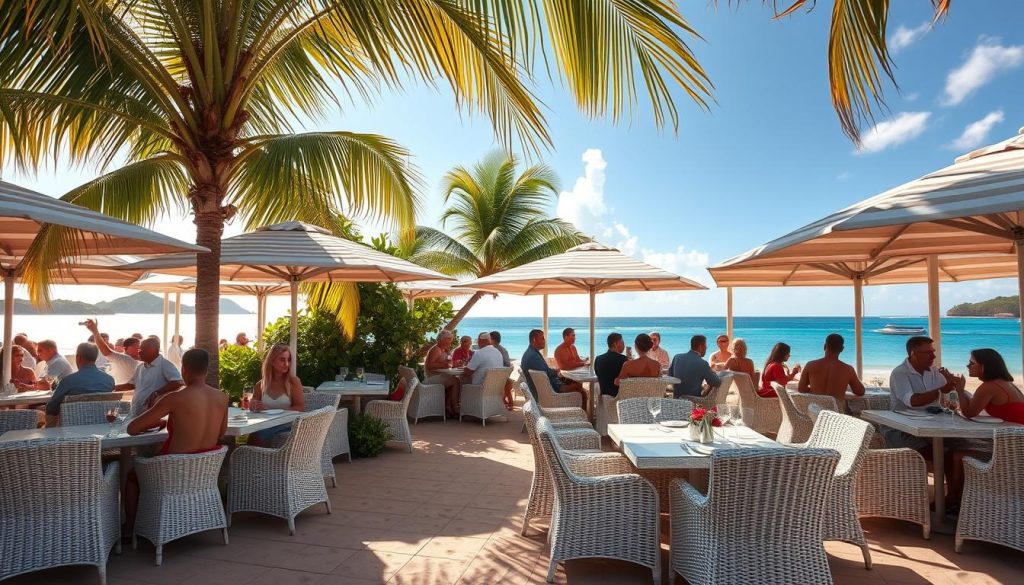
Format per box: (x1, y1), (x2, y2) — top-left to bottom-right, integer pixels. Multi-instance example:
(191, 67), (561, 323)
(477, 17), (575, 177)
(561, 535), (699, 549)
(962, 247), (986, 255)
(3, 291), (250, 315)
(947, 295), (1020, 318)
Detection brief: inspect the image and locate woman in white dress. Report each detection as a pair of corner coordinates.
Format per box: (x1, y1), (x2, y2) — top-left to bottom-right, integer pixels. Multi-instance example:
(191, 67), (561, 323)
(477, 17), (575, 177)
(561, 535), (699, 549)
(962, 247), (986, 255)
(248, 343), (305, 446)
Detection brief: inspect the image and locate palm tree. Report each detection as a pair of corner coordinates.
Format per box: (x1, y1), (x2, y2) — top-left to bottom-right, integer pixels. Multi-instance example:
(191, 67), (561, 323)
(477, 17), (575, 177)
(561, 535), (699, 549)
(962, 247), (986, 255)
(412, 151), (585, 346)
(0, 1), (713, 382)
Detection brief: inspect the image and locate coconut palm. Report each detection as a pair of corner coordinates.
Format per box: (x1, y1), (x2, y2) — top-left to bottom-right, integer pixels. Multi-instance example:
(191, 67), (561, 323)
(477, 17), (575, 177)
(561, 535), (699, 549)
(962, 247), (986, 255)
(412, 151), (585, 343)
(0, 1), (713, 381)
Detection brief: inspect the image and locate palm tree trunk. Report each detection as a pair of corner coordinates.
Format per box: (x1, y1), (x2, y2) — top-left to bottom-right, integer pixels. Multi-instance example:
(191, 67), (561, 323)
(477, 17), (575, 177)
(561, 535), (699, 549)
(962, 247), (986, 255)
(192, 187), (225, 386)
(412, 291), (485, 360)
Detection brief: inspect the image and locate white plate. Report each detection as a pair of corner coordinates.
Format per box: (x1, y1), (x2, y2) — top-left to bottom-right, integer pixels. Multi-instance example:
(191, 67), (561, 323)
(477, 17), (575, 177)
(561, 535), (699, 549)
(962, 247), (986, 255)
(899, 411), (934, 419)
(261, 409), (284, 415)
(687, 444), (716, 455)
(659, 420), (688, 428)
(965, 414), (1004, 424)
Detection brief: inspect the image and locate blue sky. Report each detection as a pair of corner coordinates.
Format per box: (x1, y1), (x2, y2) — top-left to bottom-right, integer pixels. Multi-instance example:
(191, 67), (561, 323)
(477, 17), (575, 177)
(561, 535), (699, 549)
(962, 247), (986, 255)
(5, 2), (1024, 319)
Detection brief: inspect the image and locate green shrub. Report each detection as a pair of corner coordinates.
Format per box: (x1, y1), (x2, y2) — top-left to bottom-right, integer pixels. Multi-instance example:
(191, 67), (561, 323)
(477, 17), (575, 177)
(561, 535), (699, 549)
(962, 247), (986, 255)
(348, 413), (391, 458)
(218, 345), (262, 402)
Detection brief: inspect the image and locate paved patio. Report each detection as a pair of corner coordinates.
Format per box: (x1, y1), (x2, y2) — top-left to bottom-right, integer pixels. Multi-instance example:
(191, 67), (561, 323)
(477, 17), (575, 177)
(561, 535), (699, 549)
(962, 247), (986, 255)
(8, 408), (1020, 584)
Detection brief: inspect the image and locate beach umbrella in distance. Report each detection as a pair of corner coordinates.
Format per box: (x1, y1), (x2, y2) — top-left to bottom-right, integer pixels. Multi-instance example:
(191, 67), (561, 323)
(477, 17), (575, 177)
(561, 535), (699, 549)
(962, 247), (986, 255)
(123, 222), (451, 373)
(131, 274), (289, 350)
(0, 181), (207, 382)
(395, 280), (476, 310)
(464, 241), (706, 409)
(708, 126), (1024, 376)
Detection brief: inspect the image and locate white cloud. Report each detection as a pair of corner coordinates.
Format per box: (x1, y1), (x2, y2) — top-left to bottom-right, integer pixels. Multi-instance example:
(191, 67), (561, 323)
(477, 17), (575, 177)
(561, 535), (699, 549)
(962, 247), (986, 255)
(556, 148), (608, 237)
(943, 38), (1024, 106)
(836, 171), (853, 181)
(949, 110), (1005, 150)
(890, 22), (930, 53)
(856, 112), (931, 154)
(904, 92), (920, 102)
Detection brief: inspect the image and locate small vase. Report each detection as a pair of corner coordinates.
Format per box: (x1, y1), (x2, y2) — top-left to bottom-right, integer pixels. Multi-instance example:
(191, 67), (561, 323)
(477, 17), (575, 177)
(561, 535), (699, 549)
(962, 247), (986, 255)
(700, 421), (714, 444)
(688, 424), (700, 441)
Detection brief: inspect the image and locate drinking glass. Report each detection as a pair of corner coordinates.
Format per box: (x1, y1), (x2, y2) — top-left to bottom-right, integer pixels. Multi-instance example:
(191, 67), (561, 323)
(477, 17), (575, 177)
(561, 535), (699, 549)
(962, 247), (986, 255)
(717, 403), (732, 426)
(946, 391), (960, 414)
(939, 391), (950, 411)
(106, 407), (119, 437)
(338, 367), (349, 380)
(734, 407), (752, 428)
(647, 398), (662, 425)
(355, 367), (365, 382)
(115, 402), (130, 427)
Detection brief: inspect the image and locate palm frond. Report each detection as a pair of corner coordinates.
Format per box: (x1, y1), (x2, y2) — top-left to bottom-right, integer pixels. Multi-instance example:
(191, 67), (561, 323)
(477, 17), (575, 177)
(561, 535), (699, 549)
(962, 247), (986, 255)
(411, 227), (481, 276)
(233, 131), (421, 237)
(303, 281), (360, 340)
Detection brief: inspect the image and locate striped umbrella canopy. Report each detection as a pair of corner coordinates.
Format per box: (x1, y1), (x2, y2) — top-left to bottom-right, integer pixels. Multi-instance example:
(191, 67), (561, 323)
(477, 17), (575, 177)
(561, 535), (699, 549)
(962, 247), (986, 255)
(131, 274), (289, 349)
(709, 126), (1024, 375)
(395, 280), (475, 307)
(124, 221), (450, 372)
(0, 181), (206, 382)
(465, 242), (705, 395)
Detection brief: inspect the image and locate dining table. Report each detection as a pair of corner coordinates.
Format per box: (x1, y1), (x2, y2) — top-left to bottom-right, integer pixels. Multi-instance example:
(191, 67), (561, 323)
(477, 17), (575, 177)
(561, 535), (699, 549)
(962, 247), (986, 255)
(315, 380), (390, 414)
(0, 389), (53, 408)
(225, 406), (302, 436)
(607, 423), (785, 470)
(859, 409), (1021, 533)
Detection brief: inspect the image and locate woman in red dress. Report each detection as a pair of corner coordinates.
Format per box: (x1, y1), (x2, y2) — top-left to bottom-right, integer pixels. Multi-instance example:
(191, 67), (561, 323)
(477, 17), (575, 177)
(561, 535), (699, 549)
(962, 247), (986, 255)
(759, 342), (801, 398)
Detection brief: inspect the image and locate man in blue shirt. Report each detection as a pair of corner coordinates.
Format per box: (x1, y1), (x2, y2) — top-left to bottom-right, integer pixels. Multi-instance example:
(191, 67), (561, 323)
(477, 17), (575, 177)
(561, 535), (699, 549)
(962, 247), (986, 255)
(45, 342), (115, 426)
(520, 329), (588, 413)
(669, 335), (721, 399)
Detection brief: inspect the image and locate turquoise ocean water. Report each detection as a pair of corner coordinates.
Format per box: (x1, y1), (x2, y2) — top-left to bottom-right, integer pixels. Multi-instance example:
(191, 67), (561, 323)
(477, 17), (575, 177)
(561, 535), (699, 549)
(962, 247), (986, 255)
(460, 316), (1024, 377)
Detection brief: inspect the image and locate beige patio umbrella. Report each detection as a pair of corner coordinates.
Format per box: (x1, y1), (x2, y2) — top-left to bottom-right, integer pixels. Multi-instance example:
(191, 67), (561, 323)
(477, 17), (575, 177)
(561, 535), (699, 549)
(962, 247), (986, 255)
(395, 280), (475, 310)
(0, 181), (206, 381)
(123, 222), (450, 373)
(131, 274), (289, 350)
(464, 242), (706, 372)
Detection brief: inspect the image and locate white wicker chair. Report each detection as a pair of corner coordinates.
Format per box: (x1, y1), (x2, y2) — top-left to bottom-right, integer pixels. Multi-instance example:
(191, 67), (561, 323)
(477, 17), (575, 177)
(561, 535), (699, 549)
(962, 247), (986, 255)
(733, 372), (781, 437)
(775, 383), (814, 444)
(536, 417), (661, 583)
(61, 400), (123, 426)
(364, 379), (417, 452)
(690, 372), (733, 410)
(228, 407), (335, 534)
(616, 398), (694, 424)
(956, 427), (1024, 554)
(0, 410), (38, 433)
(399, 365), (445, 423)
(64, 392), (125, 404)
(798, 410), (875, 568)
(133, 446), (229, 565)
(855, 448), (931, 538)
(302, 392), (348, 487)
(521, 401), (602, 535)
(529, 369), (582, 409)
(0, 437), (120, 584)
(669, 448), (839, 585)
(364, 372), (386, 383)
(520, 382), (588, 423)
(460, 367), (512, 426)
(791, 393), (840, 417)
(596, 377), (667, 435)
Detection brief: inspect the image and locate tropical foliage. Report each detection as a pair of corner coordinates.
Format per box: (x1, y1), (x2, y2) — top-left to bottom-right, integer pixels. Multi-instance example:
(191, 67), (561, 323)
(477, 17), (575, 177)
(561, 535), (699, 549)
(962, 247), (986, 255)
(218, 345), (262, 402)
(411, 151), (586, 345)
(348, 413), (392, 458)
(0, 1), (714, 383)
(264, 284), (452, 387)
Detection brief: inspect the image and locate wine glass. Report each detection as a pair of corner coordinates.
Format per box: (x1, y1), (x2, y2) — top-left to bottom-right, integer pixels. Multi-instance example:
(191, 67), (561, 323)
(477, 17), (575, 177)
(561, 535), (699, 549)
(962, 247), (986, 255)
(355, 367), (365, 382)
(717, 403), (733, 426)
(946, 391), (960, 415)
(939, 391), (950, 411)
(733, 407), (752, 428)
(338, 366), (349, 381)
(106, 407), (118, 437)
(647, 398), (662, 427)
(115, 402), (130, 426)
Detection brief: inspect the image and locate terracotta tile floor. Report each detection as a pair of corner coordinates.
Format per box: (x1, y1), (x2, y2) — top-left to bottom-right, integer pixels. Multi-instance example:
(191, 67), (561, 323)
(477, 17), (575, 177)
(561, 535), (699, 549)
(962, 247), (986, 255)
(8, 409), (1020, 584)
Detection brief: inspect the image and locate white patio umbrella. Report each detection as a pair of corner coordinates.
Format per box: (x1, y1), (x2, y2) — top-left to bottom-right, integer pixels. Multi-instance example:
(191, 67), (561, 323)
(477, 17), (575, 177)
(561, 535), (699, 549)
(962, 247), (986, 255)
(395, 280), (475, 310)
(464, 242), (706, 372)
(0, 181), (206, 381)
(123, 222), (451, 373)
(131, 274), (289, 350)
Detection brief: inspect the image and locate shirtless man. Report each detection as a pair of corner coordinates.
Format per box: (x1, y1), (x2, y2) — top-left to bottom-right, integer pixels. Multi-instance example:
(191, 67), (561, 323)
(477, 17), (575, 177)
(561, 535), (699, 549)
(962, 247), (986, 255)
(424, 330), (461, 416)
(554, 328), (588, 370)
(797, 333), (864, 411)
(124, 348), (228, 535)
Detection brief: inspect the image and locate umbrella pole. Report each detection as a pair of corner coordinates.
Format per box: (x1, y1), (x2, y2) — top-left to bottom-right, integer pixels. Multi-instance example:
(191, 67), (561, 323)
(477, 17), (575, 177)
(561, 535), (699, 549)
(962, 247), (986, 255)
(406, 293), (414, 312)
(162, 293), (169, 347)
(542, 294), (549, 357)
(2, 271), (13, 385)
(927, 255), (942, 367)
(173, 293), (181, 339)
(854, 277), (864, 379)
(589, 288), (597, 415)
(256, 292), (266, 352)
(289, 279), (298, 376)
(726, 287), (734, 339)
(1017, 240), (1024, 379)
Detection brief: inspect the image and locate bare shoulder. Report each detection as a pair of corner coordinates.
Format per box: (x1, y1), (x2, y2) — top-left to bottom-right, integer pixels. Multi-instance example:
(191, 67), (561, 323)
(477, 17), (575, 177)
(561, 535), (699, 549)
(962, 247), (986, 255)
(288, 374), (304, 389)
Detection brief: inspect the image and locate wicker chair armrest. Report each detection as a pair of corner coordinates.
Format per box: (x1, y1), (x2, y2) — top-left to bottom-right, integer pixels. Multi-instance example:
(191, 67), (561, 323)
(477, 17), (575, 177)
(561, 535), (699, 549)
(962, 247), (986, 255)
(231, 443), (285, 469)
(364, 399), (404, 419)
(544, 408), (588, 422)
(555, 428), (602, 451)
(963, 454), (992, 475)
(574, 473), (655, 497)
(552, 420), (594, 430)
(564, 451), (634, 476)
(102, 460), (120, 497)
(670, 477), (708, 510)
(419, 382), (444, 394)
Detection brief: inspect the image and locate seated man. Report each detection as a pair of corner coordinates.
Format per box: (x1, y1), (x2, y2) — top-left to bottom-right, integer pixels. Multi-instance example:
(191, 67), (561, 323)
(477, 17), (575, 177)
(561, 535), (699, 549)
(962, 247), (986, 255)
(798, 333), (864, 411)
(129, 337), (184, 416)
(44, 342), (115, 427)
(84, 319), (140, 391)
(489, 331), (515, 409)
(649, 331), (670, 370)
(32, 339), (74, 389)
(669, 335), (721, 399)
(124, 348), (228, 535)
(882, 336), (954, 453)
(451, 335), (474, 366)
(424, 330), (461, 417)
(521, 329), (588, 414)
(463, 332), (505, 385)
(594, 332), (628, 397)
(553, 327), (588, 370)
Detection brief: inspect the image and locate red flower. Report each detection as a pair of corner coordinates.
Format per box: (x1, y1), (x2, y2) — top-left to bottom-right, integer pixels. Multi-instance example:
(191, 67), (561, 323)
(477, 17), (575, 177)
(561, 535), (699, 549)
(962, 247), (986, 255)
(690, 407), (706, 422)
(711, 417), (722, 427)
